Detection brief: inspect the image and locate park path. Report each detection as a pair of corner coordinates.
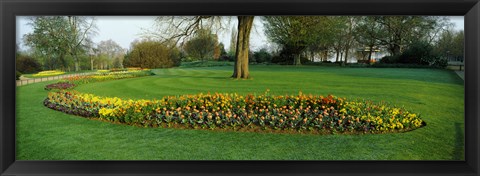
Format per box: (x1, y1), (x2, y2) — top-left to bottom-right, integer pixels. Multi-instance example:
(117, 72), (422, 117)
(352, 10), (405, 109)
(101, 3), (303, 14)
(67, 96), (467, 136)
(455, 71), (464, 81)
(16, 72), (95, 86)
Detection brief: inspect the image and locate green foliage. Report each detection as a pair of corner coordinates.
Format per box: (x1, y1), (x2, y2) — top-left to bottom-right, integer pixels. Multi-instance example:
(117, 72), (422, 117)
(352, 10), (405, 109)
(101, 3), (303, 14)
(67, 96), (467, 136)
(434, 29), (464, 62)
(380, 41), (447, 68)
(24, 16), (96, 71)
(16, 53), (43, 74)
(124, 40), (181, 69)
(252, 48), (273, 63)
(16, 70), (22, 80)
(271, 47), (310, 65)
(379, 55), (400, 64)
(183, 29), (219, 61)
(264, 16), (332, 65)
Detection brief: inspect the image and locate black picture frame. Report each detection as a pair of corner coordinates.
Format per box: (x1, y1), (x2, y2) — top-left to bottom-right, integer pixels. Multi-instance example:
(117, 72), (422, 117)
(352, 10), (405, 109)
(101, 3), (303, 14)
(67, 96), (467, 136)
(1, 0), (479, 175)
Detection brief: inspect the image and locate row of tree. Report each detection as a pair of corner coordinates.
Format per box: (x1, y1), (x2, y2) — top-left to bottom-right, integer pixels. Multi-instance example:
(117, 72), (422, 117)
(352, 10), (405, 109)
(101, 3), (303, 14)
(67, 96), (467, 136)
(19, 16), (463, 79)
(19, 16), (234, 73)
(262, 16), (458, 66)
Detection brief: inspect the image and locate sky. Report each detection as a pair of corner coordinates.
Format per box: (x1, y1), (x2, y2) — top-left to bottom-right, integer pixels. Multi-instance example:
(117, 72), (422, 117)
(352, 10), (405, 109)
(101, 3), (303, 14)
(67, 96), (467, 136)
(16, 16), (464, 52)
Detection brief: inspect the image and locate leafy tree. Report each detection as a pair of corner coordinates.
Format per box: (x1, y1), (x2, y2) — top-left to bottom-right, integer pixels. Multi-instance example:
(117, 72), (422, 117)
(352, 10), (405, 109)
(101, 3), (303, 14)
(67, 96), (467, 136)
(24, 16), (70, 70)
(372, 16), (447, 56)
(24, 16), (96, 71)
(434, 29), (464, 62)
(229, 27), (237, 56)
(124, 40), (180, 69)
(252, 48), (272, 63)
(183, 29), (218, 61)
(264, 16), (332, 65)
(354, 16), (382, 64)
(218, 42), (227, 56)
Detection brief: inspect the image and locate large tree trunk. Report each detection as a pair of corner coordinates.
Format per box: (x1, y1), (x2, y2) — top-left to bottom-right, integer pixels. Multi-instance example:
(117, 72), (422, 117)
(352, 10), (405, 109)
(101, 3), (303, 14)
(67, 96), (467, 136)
(232, 16), (254, 79)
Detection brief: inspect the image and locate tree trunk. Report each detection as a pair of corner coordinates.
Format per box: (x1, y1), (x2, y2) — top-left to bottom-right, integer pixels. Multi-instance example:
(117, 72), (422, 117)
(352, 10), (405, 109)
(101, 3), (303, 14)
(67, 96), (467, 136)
(343, 46), (350, 66)
(232, 16), (254, 79)
(367, 45), (373, 64)
(73, 55), (80, 71)
(90, 56), (94, 70)
(294, 54), (301, 65)
(335, 49), (340, 63)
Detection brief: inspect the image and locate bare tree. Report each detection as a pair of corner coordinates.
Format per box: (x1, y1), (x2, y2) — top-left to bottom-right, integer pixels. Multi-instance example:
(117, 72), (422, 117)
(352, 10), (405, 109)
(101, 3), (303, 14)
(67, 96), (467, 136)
(145, 16), (254, 79)
(66, 16), (97, 71)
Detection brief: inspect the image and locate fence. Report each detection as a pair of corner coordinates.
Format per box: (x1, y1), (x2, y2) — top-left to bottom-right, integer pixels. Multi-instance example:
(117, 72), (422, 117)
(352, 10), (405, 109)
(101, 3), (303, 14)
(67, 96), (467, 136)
(16, 72), (95, 86)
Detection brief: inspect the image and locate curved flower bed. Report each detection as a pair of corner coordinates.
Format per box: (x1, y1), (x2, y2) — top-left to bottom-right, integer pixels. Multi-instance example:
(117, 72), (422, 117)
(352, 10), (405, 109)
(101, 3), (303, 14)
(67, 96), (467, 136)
(33, 70), (65, 77)
(43, 89), (425, 134)
(44, 82), (76, 90)
(44, 69), (154, 91)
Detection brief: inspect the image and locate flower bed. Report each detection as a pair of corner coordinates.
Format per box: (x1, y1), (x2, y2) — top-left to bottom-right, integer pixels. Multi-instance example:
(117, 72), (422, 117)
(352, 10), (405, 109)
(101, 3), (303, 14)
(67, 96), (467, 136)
(32, 70), (65, 77)
(60, 69), (154, 87)
(44, 82), (76, 90)
(43, 90), (425, 134)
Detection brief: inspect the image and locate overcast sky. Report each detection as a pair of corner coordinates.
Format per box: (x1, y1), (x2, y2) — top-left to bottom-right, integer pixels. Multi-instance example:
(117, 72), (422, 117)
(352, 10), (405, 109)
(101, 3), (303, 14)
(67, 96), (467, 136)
(16, 16), (464, 52)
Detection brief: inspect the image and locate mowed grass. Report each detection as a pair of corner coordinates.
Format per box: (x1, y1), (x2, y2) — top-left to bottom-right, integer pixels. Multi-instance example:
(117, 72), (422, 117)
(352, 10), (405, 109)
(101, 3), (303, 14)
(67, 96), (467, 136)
(16, 65), (464, 160)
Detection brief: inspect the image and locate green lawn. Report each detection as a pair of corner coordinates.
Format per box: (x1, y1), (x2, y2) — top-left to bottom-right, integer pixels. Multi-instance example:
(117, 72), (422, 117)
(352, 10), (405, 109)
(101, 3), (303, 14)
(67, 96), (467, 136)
(16, 65), (464, 160)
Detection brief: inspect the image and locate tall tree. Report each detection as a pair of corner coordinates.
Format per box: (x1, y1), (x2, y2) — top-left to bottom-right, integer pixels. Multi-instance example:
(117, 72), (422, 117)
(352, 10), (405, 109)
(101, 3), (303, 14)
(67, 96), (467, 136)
(264, 16), (330, 65)
(341, 16), (358, 66)
(373, 16), (445, 56)
(97, 39), (126, 69)
(229, 27), (237, 55)
(147, 16), (254, 79)
(434, 28), (464, 62)
(24, 16), (96, 71)
(66, 16), (96, 71)
(354, 16), (382, 63)
(232, 16), (254, 78)
(24, 16), (71, 70)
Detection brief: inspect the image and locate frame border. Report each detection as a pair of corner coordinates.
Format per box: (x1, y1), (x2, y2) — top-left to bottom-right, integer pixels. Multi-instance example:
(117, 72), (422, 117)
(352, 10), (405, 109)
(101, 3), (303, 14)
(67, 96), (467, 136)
(2, 0), (479, 175)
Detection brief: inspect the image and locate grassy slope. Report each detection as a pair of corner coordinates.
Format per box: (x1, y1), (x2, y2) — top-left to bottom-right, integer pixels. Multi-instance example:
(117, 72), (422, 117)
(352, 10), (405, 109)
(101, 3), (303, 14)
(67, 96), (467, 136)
(16, 65), (464, 160)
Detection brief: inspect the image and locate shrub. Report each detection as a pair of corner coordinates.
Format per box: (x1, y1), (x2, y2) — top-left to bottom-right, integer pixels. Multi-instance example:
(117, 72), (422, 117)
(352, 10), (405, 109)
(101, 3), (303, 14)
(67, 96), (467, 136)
(380, 55), (400, 64)
(16, 54), (42, 74)
(44, 90), (425, 134)
(124, 41), (181, 69)
(380, 41), (446, 68)
(16, 70), (22, 80)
